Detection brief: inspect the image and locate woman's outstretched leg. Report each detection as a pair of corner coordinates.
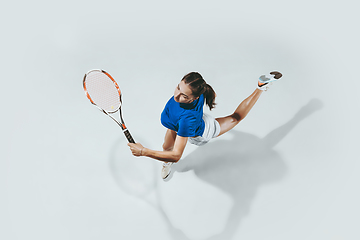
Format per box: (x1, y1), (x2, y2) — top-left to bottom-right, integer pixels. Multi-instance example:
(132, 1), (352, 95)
(216, 88), (263, 136)
(215, 71), (282, 136)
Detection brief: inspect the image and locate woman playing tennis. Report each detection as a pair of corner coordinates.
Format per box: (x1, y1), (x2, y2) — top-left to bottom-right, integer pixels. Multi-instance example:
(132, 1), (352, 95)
(128, 71), (282, 180)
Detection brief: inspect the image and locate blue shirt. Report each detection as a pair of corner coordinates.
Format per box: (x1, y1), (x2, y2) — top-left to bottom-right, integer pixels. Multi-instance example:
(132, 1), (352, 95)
(161, 94), (205, 137)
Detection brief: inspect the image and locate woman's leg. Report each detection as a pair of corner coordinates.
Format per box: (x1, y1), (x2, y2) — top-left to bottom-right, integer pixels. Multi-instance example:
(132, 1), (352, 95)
(162, 129), (177, 151)
(216, 88), (263, 136)
(161, 129), (176, 179)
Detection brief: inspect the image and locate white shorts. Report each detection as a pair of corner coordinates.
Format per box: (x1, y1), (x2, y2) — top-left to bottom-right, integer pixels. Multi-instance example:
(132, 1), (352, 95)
(188, 113), (221, 146)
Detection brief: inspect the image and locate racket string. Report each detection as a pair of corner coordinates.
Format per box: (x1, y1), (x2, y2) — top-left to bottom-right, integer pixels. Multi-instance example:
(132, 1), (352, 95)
(85, 71), (121, 112)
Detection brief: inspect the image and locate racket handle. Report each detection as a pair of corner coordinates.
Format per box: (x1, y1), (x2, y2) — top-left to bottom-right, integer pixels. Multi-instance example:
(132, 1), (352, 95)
(124, 129), (135, 143)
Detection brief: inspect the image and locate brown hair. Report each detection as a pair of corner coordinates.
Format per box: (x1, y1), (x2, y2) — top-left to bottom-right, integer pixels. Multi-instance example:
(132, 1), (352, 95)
(182, 72), (216, 110)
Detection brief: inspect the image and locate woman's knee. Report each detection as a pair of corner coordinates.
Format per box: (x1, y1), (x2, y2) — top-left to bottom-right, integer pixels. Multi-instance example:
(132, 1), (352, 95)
(230, 112), (242, 122)
(162, 143), (173, 151)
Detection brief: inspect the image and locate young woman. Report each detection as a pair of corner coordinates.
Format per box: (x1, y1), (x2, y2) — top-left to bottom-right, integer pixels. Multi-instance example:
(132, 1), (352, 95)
(128, 71), (282, 180)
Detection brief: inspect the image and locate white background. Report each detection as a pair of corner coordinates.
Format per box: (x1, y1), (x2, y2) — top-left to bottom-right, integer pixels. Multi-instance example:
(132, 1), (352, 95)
(1, 0), (359, 239)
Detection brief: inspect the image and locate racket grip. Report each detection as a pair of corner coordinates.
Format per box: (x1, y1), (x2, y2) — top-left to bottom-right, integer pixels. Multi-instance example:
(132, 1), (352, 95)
(124, 129), (135, 143)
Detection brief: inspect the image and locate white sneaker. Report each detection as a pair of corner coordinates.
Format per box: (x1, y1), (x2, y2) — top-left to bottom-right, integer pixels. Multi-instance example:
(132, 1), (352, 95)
(161, 162), (173, 180)
(257, 71), (282, 91)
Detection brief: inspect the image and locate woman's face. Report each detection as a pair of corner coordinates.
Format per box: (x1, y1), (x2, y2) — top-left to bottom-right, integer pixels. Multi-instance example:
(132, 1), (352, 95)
(174, 80), (198, 103)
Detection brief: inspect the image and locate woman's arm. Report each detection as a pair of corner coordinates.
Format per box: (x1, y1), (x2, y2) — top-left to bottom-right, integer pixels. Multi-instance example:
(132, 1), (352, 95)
(128, 135), (188, 163)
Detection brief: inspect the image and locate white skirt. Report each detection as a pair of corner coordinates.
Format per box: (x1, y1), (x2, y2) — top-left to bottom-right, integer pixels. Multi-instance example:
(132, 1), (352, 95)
(188, 113), (221, 146)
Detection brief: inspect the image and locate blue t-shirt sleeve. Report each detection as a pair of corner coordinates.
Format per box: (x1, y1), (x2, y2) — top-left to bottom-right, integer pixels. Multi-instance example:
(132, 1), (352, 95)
(177, 114), (197, 137)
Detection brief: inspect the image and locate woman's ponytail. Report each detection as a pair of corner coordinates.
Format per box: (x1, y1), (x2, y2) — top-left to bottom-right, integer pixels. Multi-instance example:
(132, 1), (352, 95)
(204, 84), (216, 110)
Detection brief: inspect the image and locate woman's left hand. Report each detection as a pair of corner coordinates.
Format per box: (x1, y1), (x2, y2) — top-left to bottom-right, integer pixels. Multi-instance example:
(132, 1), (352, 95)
(127, 143), (145, 157)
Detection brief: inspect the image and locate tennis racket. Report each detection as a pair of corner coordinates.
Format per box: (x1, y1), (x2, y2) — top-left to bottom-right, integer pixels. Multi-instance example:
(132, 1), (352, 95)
(83, 69), (135, 143)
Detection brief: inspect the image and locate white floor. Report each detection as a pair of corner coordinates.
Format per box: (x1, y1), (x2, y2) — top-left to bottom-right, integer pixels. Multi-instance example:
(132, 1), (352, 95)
(2, 1), (360, 239)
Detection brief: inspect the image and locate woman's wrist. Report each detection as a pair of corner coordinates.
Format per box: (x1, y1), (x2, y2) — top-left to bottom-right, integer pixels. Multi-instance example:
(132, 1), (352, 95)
(140, 147), (146, 156)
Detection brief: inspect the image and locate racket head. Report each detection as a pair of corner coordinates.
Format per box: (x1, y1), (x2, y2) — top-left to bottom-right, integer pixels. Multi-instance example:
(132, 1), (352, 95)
(83, 69), (122, 113)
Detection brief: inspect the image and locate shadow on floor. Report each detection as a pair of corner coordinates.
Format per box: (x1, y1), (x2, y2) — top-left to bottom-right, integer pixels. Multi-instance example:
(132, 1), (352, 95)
(110, 98), (323, 240)
(166, 98), (323, 239)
